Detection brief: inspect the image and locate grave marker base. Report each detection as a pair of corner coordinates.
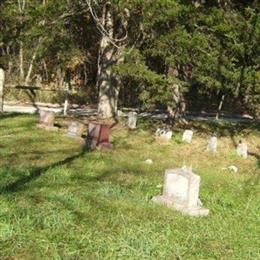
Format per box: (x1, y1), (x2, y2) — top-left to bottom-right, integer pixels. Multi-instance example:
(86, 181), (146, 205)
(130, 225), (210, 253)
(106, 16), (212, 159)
(152, 195), (209, 217)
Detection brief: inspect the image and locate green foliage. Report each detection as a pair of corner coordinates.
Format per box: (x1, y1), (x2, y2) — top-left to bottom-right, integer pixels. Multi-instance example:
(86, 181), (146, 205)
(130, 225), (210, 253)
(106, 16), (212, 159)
(0, 0), (259, 115)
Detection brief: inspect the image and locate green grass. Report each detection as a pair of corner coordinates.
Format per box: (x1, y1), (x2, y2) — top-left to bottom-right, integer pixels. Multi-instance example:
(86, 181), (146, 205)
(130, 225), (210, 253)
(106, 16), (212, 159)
(0, 113), (259, 259)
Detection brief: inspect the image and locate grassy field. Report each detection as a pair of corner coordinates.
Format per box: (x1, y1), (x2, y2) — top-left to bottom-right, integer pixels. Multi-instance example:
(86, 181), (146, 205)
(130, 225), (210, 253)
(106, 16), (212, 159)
(0, 113), (259, 259)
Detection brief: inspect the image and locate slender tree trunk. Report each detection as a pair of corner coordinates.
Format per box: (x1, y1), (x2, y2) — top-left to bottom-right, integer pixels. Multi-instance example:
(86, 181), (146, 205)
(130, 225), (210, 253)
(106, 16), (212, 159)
(25, 38), (42, 85)
(216, 94), (225, 120)
(19, 41), (25, 82)
(43, 60), (49, 82)
(0, 68), (5, 113)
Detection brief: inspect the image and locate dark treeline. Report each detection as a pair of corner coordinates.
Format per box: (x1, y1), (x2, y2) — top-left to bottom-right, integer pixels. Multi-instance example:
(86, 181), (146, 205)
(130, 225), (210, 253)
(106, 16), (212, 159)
(0, 0), (259, 119)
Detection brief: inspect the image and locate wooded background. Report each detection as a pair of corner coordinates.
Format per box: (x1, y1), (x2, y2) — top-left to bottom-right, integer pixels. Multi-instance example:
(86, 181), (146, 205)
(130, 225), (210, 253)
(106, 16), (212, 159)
(0, 0), (259, 118)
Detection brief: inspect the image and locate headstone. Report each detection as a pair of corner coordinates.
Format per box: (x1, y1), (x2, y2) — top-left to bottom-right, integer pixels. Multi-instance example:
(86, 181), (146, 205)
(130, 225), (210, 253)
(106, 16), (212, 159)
(236, 141), (248, 159)
(207, 135), (218, 154)
(87, 122), (112, 150)
(182, 130), (193, 143)
(67, 121), (85, 138)
(127, 112), (137, 130)
(155, 128), (173, 142)
(152, 168), (209, 217)
(37, 109), (56, 130)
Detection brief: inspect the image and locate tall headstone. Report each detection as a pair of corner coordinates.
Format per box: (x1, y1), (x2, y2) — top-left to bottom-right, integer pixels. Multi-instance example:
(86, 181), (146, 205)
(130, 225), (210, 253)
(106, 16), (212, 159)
(37, 109), (56, 130)
(0, 66), (5, 112)
(127, 112), (137, 130)
(182, 130), (193, 143)
(67, 121), (85, 138)
(152, 168), (209, 217)
(236, 141), (248, 159)
(207, 135), (218, 154)
(87, 122), (112, 150)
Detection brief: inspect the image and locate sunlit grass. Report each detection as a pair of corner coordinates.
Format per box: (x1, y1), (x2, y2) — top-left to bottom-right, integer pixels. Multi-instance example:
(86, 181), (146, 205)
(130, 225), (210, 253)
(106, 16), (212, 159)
(0, 113), (259, 259)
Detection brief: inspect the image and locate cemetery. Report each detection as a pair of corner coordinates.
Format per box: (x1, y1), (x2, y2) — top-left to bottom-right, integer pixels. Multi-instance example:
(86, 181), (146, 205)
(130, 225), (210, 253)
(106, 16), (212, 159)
(0, 0), (259, 259)
(0, 112), (259, 258)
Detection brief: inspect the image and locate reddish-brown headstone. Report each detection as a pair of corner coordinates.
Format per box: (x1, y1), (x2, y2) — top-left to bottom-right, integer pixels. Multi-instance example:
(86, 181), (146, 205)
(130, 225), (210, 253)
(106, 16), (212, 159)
(87, 122), (112, 149)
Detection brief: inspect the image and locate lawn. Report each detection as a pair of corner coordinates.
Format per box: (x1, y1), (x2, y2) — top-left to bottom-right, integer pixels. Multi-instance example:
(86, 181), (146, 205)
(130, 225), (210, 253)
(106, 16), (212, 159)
(0, 113), (259, 259)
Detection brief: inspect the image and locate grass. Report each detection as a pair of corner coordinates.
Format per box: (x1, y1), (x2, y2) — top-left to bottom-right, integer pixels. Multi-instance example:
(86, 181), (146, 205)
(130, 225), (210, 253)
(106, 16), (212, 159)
(0, 113), (259, 259)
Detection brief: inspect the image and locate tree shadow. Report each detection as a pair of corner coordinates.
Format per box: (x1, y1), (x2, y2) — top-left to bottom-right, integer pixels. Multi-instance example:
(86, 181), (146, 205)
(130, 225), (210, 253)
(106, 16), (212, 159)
(14, 85), (40, 113)
(0, 112), (24, 121)
(0, 151), (87, 194)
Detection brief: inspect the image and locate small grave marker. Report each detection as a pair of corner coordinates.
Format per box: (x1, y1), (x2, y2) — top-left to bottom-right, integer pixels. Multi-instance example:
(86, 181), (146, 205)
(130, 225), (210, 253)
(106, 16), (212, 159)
(207, 135), (218, 154)
(155, 128), (173, 142)
(87, 122), (113, 150)
(152, 168), (209, 217)
(182, 130), (193, 143)
(127, 112), (137, 130)
(37, 109), (57, 130)
(67, 121), (85, 138)
(236, 141), (248, 159)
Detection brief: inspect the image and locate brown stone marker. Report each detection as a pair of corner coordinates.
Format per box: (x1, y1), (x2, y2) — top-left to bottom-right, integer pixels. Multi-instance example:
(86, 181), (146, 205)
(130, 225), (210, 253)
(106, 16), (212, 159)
(87, 122), (112, 150)
(37, 109), (57, 130)
(67, 121), (85, 138)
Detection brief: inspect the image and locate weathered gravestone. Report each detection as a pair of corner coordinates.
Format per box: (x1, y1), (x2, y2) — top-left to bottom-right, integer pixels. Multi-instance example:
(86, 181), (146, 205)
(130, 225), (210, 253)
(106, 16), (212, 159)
(207, 135), (218, 154)
(152, 168), (209, 217)
(67, 121), (85, 138)
(155, 128), (173, 142)
(87, 122), (113, 150)
(236, 141), (248, 159)
(182, 130), (193, 143)
(37, 109), (57, 130)
(127, 112), (137, 130)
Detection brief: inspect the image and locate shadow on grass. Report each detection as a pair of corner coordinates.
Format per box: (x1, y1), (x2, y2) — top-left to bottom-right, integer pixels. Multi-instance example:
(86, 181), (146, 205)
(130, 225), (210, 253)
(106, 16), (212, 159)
(0, 151), (86, 194)
(0, 112), (24, 121)
(248, 150), (260, 169)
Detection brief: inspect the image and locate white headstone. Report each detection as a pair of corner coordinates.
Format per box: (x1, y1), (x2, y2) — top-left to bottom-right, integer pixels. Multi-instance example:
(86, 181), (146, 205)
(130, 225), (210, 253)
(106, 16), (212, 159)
(152, 168), (209, 217)
(155, 128), (173, 141)
(182, 130), (193, 143)
(127, 112), (137, 130)
(164, 171), (189, 202)
(207, 136), (218, 154)
(236, 142), (248, 159)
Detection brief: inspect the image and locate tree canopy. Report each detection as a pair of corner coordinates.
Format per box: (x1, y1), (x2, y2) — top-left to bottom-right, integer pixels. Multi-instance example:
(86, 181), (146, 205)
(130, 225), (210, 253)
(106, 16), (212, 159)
(0, 0), (259, 118)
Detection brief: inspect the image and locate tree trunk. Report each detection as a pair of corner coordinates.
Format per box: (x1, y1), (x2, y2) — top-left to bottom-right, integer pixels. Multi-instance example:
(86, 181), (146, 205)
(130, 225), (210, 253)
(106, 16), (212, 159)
(25, 38), (42, 85)
(96, 3), (125, 119)
(216, 94), (225, 120)
(19, 41), (25, 82)
(0, 68), (5, 113)
(167, 67), (186, 120)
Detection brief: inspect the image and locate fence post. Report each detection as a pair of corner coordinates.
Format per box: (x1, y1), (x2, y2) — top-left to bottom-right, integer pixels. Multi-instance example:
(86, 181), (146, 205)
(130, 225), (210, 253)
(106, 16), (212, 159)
(63, 83), (69, 116)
